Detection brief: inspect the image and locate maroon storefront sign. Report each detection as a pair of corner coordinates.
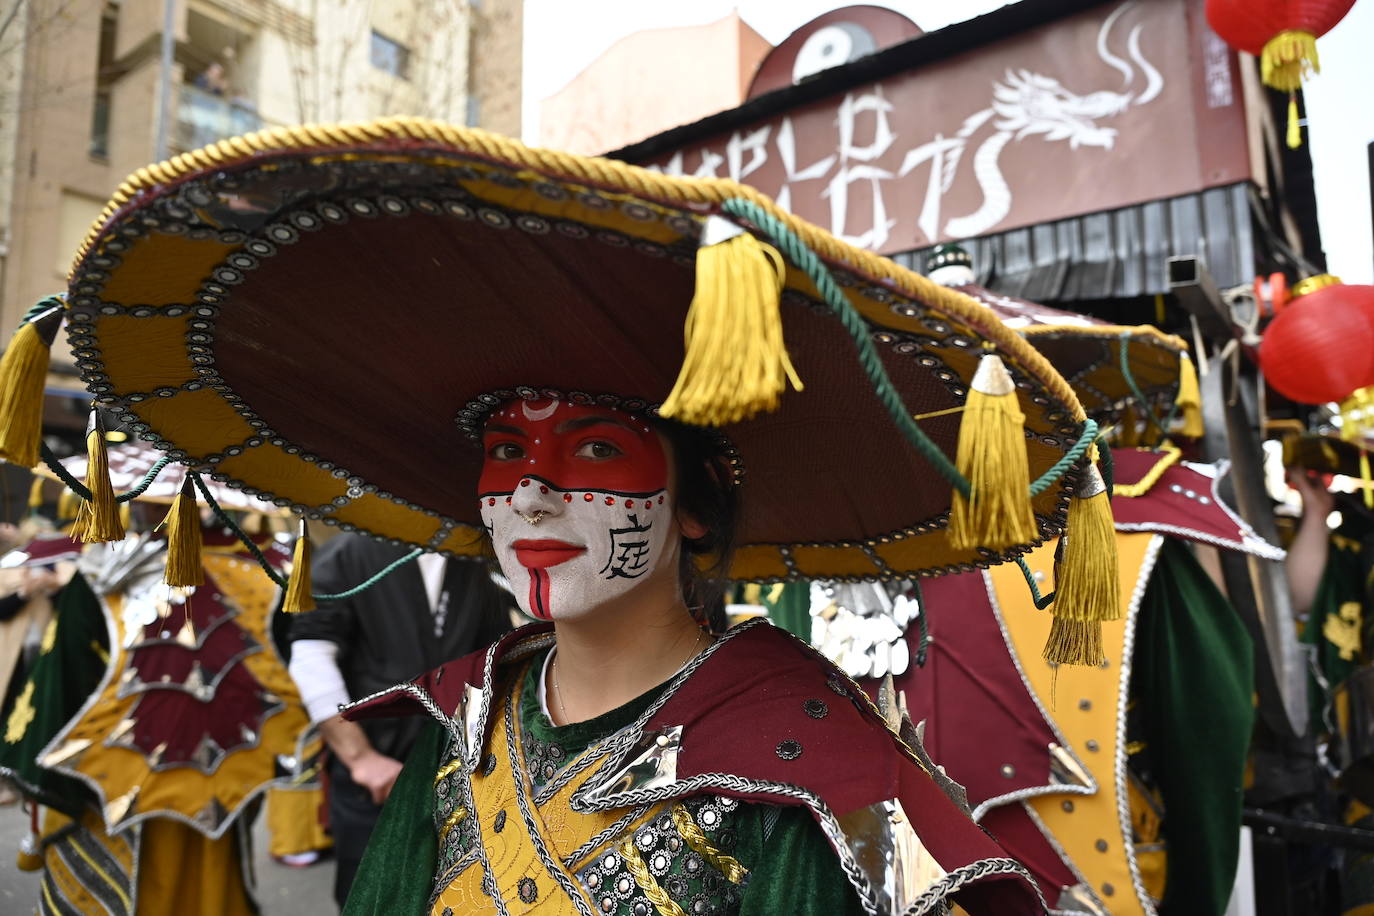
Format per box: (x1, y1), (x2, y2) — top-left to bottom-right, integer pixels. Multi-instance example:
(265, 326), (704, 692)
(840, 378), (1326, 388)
(644, 0), (1250, 255)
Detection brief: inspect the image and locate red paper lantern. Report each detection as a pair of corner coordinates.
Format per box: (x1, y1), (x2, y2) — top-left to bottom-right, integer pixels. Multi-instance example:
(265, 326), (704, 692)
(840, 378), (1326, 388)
(1260, 278), (1374, 405)
(1205, 0), (1356, 147)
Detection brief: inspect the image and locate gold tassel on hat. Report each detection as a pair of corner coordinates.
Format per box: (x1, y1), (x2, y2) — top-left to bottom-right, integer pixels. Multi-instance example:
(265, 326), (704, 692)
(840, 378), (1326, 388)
(26, 475), (44, 514)
(1176, 351), (1204, 438)
(0, 305), (63, 468)
(1043, 462), (1121, 667)
(70, 410), (124, 543)
(56, 486), (80, 524)
(1117, 403), (1141, 448)
(947, 350), (1037, 551)
(659, 215), (802, 426)
(161, 477), (203, 587)
(282, 518), (315, 614)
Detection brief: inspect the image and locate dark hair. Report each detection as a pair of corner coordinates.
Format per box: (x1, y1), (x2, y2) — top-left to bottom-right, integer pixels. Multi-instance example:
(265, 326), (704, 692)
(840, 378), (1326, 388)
(652, 417), (740, 633)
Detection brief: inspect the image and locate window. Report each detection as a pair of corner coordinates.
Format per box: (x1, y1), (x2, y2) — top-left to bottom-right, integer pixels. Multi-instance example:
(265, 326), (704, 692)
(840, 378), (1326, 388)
(89, 2), (119, 159)
(370, 30), (410, 80)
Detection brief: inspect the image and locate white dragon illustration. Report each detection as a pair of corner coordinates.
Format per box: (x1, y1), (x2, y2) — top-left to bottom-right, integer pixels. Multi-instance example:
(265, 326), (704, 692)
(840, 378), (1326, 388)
(903, 0), (1164, 242)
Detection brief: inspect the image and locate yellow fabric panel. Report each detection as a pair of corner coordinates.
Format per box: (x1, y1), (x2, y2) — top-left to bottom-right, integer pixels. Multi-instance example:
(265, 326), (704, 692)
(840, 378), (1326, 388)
(39, 806), (136, 916)
(215, 443), (347, 509)
(330, 493), (442, 547)
(434, 523), (491, 557)
(92, 315), (196, 393)
(989, 533), (1160, 916)
(728, 544), (792, 582)
(267, 786), (332, 857)
(434, 676), (660, 913)
(137, 819), (255, 916)
(788, 544), (881, 579)
(97, 235), (234, 306)
(131, 388), (258, 456)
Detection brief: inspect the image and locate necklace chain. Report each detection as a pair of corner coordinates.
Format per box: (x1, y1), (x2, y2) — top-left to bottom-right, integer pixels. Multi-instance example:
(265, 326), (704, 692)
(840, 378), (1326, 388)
(552, 628), (705, 724)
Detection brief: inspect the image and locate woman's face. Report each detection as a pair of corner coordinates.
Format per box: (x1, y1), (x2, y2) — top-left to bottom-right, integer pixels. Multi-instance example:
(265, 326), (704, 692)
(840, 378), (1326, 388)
(478, 400), (680, 621)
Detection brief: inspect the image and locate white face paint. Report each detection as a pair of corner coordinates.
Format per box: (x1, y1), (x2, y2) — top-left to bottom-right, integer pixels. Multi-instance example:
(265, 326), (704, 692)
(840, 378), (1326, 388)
(476, 401), (680, 622)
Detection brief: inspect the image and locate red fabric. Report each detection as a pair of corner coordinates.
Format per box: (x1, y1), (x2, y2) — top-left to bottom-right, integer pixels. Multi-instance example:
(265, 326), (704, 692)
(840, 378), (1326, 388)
(1110, 448), (1266, 551)
(886, 572), (1061, 811)
(1206, 0), (1356, 53)
(980, 805), (1079, 902)
(347, 623), (1044, 915)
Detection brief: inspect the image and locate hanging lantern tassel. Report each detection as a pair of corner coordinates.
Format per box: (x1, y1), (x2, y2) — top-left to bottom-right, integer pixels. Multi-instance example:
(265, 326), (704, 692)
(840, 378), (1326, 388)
(1176, 351), (1204, 438)
(659, 215), (802, 427)
(1258, 29), (1319, 149)
(71, 411), (124, 543)
(947, 351), (1038, 551)
(0, 305), (63, 468)
(282, 519), (315, 614)
(161, 477), (204, 587)
(1043, 463), (1121, 667)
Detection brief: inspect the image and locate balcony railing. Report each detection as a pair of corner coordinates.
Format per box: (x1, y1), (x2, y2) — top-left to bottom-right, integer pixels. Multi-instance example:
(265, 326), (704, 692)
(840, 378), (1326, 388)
(174, 83), (261, 152)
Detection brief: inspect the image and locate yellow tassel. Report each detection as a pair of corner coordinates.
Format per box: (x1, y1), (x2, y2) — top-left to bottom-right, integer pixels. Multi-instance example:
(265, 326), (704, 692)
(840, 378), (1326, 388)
(1262, 30), (1319, 93)
(1117, 404), (1140, 448)
(56, 486), (79, 522)
(161, 478), (203, 587)
(1176, 351), (1204, 438)
(947, 352), (1038, 551)
(0, 306), (62, 469)
(282, 519), (315, 614)
(1042, 465), (1121, 667)
(659, 216), (802, 426)
(1286, 95), (1302, 149)
(26, 475), (44, 512)
(72, 413), (124, 543)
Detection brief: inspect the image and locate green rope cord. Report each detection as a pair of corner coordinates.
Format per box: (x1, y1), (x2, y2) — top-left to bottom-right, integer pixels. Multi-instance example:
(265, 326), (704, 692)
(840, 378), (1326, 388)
(1027, 418), (1098, 497)
(721, 198), (969, 497)
(721, 197), (1096, 501)
(190, 472), (421, 601)
(1118, 332), (1170, 437)
(19, 296), (62, 328)
(1016, 556), (1056, 610)
(38, 442), (173, 503)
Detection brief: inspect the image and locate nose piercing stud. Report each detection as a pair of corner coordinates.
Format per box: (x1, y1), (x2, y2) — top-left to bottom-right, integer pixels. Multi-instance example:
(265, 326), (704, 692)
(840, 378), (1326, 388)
(515, 509), (547, 525)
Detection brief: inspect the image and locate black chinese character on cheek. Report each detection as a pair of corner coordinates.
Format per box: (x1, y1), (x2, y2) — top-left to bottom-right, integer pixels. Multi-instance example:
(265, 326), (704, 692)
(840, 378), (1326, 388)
(600, 513), (653, 579)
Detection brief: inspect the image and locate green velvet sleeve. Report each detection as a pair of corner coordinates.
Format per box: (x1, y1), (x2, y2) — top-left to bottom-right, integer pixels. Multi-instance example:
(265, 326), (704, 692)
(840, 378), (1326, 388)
(342, 720), (445, 915)
(738, 806), (866, 916)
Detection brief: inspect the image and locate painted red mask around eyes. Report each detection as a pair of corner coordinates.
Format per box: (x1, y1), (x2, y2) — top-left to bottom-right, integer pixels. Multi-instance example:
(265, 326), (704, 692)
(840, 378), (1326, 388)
(477, 400), (669, 496)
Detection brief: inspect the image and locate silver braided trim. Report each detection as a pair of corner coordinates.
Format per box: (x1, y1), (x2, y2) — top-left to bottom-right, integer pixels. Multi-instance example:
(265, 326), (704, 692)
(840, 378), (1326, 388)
(427, 848), (480, 912)
(563, 804), (653, 871)
(504, 690), (596, 916)
(903, 857), (1047, 916)
(569, 771), (881, 916)
(1114, 536), (1161, 916)
(533, 618), (766, 806)
(341, 681), (464, 746)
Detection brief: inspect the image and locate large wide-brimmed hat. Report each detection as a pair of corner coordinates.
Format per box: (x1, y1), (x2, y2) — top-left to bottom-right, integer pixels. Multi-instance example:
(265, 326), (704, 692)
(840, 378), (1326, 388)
(0, 118), (1120, 661)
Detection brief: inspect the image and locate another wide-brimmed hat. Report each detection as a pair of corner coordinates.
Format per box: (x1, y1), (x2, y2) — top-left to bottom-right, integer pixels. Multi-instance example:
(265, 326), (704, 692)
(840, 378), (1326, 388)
(0, 117), (1122, 662)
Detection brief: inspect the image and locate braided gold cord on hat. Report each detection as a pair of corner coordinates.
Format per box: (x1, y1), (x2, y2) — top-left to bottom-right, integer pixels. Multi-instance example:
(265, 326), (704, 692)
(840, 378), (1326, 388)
(69, 116), (1084, 428)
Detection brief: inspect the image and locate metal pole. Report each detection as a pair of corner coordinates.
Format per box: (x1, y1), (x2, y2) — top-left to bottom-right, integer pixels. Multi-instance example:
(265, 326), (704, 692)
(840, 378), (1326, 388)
(152, 0), (176, 160)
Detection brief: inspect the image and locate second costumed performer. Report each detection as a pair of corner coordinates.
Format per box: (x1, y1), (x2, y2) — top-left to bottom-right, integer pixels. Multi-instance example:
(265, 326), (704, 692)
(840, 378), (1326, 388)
(29, 117), (1131, 915)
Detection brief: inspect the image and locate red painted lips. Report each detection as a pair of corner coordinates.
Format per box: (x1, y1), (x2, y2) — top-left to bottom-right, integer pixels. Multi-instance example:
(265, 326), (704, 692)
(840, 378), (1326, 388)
(512, 539), (586, 569)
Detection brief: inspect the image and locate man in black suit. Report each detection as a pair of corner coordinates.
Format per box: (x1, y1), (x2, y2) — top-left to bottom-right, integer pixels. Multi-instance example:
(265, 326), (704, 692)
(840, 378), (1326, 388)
(288, 533), (511, 907)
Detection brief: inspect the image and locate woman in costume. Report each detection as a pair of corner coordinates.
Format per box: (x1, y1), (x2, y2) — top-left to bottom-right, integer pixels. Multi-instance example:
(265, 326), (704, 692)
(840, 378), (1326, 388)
(0, 117), (1133, 914)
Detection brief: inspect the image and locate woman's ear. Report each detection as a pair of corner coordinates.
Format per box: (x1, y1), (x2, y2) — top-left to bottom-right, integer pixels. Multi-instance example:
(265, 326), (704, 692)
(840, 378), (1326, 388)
(676, 506), (708, 540)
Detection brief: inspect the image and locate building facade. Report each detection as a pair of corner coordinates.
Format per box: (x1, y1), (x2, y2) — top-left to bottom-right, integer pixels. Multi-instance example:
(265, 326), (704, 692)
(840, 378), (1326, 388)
(0, 0), (522, 344)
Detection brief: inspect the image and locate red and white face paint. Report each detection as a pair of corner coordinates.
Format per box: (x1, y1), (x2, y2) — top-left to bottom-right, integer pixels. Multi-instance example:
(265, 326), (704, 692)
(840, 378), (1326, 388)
(478, 400), (676, 621)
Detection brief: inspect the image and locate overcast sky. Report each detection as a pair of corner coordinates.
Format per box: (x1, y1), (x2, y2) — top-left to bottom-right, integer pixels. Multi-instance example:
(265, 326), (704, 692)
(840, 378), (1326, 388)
(522, 0), (1372, 283)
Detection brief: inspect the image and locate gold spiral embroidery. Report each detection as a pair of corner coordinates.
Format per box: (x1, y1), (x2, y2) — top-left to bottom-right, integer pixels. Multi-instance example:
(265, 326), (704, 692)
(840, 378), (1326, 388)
(618, 837), (686, 916)
(670, 805), (749, 885)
